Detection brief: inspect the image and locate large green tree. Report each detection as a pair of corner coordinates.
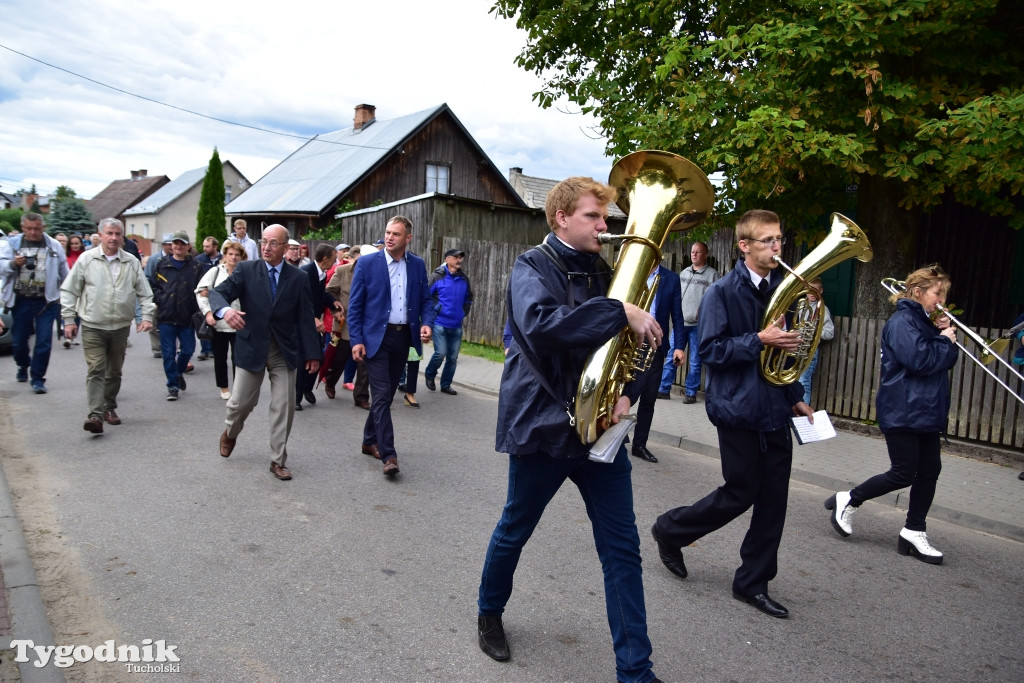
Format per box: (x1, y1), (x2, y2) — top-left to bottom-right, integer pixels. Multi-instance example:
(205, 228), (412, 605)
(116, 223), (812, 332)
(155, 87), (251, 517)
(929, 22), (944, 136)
(492, 0), (1024, 316)
(47, 195), (94, 234)
(195, 148), (227, 251)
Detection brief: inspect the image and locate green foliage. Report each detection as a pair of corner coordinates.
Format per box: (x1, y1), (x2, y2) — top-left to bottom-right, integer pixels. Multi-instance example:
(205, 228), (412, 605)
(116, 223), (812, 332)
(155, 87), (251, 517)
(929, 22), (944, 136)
(492, 0), (1024, 229)
(0, 208), (24, 234)
(460, 341), (505, 363)
(305, 199), (360, 240)
(54, 185), (77, 201)
(195, 148), (227, 250)
(47, 198), (94, 233)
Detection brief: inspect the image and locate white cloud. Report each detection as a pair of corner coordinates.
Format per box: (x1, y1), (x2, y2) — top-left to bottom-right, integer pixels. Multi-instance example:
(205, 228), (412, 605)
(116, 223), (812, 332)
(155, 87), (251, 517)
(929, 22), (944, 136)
(0, 0), (614, 200)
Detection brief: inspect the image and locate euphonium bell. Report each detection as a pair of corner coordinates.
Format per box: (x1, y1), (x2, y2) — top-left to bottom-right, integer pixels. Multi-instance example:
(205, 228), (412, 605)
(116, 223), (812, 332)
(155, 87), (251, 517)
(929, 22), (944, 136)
(576, 151), (714, 449)
(760, 213), (873, 386)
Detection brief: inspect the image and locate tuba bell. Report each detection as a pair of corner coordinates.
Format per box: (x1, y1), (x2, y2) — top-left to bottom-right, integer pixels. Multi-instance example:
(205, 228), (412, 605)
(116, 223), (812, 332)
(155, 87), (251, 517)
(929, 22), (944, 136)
(575, 150), (714, 450)
(760, 213), (873, 386)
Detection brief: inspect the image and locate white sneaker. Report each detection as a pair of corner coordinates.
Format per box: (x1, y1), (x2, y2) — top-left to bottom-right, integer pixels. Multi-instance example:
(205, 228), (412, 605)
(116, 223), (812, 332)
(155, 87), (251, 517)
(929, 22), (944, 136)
(62, 338), (71, 349)
(824, 491), (856, 537)
(897, 528), (943, 565)
(220, 389), (231, 400)
(72, 338), (81, 345)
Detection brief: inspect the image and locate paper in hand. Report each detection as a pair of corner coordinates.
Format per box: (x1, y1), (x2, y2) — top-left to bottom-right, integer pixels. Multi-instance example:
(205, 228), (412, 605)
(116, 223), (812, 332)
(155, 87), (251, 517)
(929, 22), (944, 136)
(790, 410), (837, 445)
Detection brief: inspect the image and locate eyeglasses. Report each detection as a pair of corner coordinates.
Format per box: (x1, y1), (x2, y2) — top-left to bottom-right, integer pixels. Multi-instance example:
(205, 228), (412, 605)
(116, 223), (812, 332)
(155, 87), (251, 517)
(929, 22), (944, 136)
(744, 236), (786, 247)
(259, 240), (283, 248)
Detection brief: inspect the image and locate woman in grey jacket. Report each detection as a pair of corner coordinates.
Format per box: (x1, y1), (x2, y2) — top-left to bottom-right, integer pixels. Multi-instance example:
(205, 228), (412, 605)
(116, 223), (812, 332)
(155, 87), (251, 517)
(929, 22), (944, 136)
(825, 265), (959, 564)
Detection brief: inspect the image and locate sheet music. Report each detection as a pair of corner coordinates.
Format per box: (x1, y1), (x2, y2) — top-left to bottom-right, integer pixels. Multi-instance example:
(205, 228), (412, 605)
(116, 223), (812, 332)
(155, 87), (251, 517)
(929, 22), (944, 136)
(790, 410), (836, 444)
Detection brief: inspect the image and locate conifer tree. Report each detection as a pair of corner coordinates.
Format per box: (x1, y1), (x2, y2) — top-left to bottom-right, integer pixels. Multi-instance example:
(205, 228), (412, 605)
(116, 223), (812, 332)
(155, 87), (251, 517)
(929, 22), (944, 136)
(195, 148), (227, 251)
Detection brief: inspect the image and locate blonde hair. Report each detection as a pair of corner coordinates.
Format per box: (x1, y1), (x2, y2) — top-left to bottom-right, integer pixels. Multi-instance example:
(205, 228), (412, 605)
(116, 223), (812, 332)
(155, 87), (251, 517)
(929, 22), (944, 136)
(893, 264), (950, 305)
(221, 240), (248, 260)
(544, 177), (617, 230)
(735, 209), (780, 242)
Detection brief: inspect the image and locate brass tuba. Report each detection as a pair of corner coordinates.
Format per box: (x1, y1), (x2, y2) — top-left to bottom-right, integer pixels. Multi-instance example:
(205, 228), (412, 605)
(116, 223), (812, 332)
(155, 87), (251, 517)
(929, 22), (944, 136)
(575, 151), (714, 447)
(760, 213), (873, 386)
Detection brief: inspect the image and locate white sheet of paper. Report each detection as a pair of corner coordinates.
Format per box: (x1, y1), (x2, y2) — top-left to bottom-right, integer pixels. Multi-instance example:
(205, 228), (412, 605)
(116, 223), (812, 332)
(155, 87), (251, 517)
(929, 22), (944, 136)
(790, 410), (837, 444)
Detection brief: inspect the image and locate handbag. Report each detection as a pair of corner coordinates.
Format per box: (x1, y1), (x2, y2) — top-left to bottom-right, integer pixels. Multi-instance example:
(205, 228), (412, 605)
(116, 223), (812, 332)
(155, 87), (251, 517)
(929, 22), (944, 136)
(192, 311), (215, 341)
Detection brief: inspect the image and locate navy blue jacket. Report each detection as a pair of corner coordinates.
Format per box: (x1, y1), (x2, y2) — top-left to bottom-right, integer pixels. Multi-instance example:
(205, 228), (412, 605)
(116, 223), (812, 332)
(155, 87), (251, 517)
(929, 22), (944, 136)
(210, 260), (322, 372)
(348, 249), (434, 357)
(496, 234), (631, 458)
(876, 298), (959, 433)
(651, 265), (685, 354)
(698, 258), (804, 431)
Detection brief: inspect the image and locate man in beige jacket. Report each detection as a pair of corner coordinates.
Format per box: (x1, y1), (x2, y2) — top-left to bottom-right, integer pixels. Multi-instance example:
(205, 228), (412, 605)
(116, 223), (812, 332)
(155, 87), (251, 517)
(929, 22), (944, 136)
(61, 218), (155, 434)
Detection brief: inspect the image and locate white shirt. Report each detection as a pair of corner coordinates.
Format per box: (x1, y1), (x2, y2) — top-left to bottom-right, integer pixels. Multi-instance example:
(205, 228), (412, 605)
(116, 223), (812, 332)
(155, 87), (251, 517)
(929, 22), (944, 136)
(385, 251), (408, 325)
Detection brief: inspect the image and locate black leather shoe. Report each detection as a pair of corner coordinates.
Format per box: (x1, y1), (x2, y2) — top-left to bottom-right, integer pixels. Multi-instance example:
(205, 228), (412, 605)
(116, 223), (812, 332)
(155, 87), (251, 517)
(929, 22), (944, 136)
(733, 591), (789, 618)
(440, 386), (458, 395)
(303, 390), (317, 405)
(631, 446), (658, 463)
(682, 395), (697, 404)
(478, 615), (510, 661)
(651, 525), (687, 579)
(656, 391), (671, 399)
(295, 402), (303, 411)
(425, 376), (436, 391)
(1019, 470), (1024, 480)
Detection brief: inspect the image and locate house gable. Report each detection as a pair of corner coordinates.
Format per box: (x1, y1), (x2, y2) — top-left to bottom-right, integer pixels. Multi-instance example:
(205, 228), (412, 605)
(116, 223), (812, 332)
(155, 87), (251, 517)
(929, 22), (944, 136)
(86, 170), (171, 223)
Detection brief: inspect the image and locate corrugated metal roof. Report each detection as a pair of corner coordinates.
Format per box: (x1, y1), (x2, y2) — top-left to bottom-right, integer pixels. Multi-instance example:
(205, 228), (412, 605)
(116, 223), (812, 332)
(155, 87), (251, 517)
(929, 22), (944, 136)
(225, 105), (446, 215)
(123, 166), (207, 215)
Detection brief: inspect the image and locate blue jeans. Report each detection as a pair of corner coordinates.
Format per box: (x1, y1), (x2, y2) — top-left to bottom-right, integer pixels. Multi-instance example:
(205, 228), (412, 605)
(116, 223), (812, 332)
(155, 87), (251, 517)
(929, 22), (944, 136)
(12, 297), (59, 383)
(424, 324), (463, 389)
(159, 323), (196, 389)
(478, 448), (655, 683)
(798, 349), (819, 404)
(681, 324), (702, 396)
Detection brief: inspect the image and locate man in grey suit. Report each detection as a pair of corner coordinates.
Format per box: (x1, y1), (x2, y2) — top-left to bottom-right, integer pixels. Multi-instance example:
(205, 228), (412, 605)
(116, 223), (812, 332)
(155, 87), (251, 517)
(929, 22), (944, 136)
(210, 224), (322, 481)
(349, 216), (434, 477)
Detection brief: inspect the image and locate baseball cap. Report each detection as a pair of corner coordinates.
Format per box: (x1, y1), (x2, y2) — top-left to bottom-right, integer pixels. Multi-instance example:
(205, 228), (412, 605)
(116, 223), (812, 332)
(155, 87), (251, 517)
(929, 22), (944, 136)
(162, 233), (175, 244)
(444, 248), (465, 258)
(336, 243), (350, 251)
(171, 231), (189, 244)
(287, 239), (301, 247)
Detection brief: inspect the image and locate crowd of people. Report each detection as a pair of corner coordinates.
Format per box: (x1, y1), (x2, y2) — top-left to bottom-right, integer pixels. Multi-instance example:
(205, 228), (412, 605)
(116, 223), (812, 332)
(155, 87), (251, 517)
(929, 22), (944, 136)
(1, 185), (1021, 682)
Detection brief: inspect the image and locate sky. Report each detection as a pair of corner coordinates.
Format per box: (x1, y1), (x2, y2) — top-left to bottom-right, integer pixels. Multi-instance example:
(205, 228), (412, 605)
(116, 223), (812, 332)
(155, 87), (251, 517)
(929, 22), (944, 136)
(0, 0), (613, 201)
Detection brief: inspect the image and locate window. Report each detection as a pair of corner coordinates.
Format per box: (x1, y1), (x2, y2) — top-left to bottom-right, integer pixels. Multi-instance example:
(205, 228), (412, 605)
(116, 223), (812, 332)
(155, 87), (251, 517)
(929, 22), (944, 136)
(143, 223), (150, 238)
(426, 164), (450, 194)
(224, 184), (232, 203)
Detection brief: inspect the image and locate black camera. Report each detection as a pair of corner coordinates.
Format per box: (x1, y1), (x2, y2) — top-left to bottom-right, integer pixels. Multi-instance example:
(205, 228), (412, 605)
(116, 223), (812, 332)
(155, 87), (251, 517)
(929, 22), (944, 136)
(24, 255), (37, 271)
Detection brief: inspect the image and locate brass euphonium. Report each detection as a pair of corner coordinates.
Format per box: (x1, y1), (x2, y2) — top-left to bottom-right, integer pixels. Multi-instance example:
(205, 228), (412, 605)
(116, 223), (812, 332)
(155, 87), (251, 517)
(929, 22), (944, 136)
(760, 213), (873, 386)
(576, 151), (714, 453)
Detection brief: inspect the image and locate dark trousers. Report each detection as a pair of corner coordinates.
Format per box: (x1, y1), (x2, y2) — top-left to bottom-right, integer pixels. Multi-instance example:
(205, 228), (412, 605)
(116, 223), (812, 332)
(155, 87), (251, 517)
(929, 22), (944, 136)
(477, 448), (654, 683)
(296, 333), (324, 403)
(361, 326), (409, 462)
(655, 426), (792, 596)
(211, 330), (236, 389)
(632, 349), (666, 449)
(325, 337), (369, 403)
(850, 431), (941, 532)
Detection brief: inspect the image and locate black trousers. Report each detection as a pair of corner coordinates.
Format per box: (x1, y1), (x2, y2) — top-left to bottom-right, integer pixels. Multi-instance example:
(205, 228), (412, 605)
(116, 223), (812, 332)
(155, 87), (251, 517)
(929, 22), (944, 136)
(850, 431), (941, 532)
(361, 326), (409, 462)
(655, 426), (792, 596)
(632, 349), (667, 450)
(325, 336), (370, 403)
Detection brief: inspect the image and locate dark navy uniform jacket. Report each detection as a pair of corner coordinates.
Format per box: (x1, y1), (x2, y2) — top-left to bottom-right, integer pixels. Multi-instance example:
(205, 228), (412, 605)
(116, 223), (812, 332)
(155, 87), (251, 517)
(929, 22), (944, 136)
(496, 234), (632, 458)
(698, 257), (804, 432)
(877, 298), (959, 434)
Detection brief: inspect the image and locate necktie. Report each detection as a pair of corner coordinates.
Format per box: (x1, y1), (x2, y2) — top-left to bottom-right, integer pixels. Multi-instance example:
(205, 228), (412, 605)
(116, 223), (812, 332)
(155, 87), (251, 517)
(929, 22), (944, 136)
(758, 279), (769, 301)
(269, 267), (278, 300)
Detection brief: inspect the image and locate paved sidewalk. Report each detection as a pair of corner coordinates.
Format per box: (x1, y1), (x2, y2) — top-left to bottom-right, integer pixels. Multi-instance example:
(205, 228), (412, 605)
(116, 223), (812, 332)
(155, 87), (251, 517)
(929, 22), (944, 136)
(449, 350), (1024, 543)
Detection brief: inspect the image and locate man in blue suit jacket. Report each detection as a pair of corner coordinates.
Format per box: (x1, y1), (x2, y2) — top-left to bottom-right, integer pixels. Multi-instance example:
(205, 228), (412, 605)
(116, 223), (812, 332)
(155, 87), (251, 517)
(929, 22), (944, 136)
(210, 224), (322, 481)
(631, 260), (686, 463)
(349, 216), (435, 476)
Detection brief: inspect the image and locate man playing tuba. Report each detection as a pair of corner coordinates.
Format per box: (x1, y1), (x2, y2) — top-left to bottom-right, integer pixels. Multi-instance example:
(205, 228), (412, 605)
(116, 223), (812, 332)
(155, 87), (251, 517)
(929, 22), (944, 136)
(651, 209), (813, 619)
(476, 177), (665, 683)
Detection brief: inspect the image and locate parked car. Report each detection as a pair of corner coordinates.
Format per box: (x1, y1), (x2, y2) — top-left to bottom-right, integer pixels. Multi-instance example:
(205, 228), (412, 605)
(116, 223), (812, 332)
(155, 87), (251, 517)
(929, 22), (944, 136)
(0, 309), (11, 354)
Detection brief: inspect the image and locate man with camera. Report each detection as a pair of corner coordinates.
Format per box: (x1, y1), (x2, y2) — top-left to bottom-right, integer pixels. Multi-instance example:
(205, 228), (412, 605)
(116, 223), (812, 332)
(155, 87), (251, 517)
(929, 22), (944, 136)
(0, 212), (69, 393)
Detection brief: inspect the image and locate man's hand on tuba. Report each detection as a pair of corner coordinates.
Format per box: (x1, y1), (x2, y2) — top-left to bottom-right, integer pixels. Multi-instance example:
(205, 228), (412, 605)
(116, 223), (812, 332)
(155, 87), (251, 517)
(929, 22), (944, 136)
(623, 302), (662, 351)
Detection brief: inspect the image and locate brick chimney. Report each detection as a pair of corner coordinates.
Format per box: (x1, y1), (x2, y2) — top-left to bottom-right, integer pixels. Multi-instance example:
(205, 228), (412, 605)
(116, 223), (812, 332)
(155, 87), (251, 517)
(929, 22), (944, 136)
(138, 169), (147, 178)
(130, 170), (139, 181)
(354, 104), (376, 130)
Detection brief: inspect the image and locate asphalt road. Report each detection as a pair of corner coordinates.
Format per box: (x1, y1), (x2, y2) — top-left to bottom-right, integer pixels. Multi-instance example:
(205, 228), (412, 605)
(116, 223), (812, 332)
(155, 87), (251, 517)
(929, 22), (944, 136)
(1, 339), (1023, 682)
